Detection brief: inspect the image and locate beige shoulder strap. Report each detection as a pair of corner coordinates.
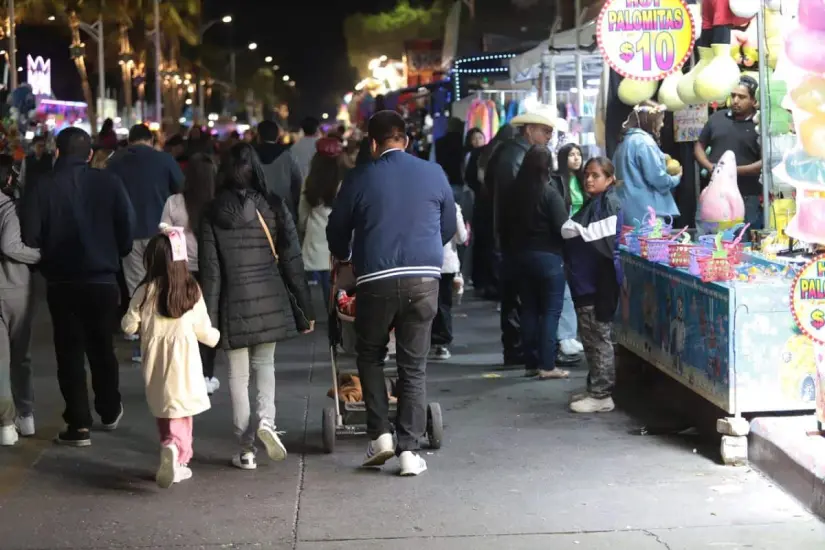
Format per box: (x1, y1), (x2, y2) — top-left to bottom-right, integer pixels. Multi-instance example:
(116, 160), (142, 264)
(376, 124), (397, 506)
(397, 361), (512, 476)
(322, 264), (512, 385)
(255, 209), (279, 262)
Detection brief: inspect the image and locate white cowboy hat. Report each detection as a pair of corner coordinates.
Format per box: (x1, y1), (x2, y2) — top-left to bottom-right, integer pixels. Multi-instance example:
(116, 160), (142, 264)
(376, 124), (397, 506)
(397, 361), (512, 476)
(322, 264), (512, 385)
(510, 105), (565, 131)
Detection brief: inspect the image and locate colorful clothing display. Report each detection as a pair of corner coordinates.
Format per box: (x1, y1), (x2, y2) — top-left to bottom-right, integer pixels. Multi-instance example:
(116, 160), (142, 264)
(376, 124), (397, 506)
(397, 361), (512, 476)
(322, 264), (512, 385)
(464, 99), (501, 143)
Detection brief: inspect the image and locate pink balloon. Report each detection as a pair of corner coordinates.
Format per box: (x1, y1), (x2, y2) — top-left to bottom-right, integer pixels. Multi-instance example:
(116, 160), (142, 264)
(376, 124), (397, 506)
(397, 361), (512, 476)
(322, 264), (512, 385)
(787, 26), (825, 73)
(799, 0), (825, 32)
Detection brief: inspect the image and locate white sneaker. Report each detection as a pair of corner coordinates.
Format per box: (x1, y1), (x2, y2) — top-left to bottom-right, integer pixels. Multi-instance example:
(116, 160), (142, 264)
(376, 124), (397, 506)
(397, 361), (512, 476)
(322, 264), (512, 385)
(0, 425), (18, 446)
(156, 444), (178, 489)
(571, 339), (584, 353)
(559, 339), (582, 357)
(570, 396), (615, 414)
(430, 346), (451, 360)
(174, 465), (193, 483)
(15, 415), (35, 437)
(257, 421), (287, 461)
(232, 451), (257, 470)
(399, 451), (427, 476)
(362, 433), (395, 467)
(569, 389), (589, 403)
(205, 377), (220, 395)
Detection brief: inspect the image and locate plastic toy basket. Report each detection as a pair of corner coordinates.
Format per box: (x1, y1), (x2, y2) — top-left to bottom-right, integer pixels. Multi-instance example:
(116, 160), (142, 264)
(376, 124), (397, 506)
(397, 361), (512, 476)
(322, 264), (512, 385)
(620, 225), (635, 246)
(688, 247), (712, 277)
(697, 256), (735, 283)
(668, 243), (695, 268)
(698, 236), (745, 265)
(643, 238), (672, 263)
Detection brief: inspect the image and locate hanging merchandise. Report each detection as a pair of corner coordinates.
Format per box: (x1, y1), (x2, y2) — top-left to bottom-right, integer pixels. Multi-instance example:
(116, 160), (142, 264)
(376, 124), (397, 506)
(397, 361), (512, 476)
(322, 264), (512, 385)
(658, 72), (686, 111)
(597, 0), (696, 105)
(786, 0), (825, 74)
(694, 44), (742, 102)
(678, 47), (712, 105)
(696, 150), (746, 235)
(729, 0), (760, 19)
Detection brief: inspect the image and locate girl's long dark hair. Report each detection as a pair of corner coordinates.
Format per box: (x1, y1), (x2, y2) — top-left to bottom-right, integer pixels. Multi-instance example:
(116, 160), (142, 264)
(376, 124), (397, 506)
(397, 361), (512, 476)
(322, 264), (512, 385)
(555, 143), (584, 208)
(183, 153), (216, 233)
(304, 154), (341, 208)
(506, 146), (553, 223)
(222, 142), (268, 196)
(139, 234), (201, 319)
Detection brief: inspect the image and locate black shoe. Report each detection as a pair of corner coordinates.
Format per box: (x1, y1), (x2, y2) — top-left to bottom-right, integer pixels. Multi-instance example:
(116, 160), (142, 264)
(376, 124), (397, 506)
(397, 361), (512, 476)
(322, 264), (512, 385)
(503, 354), (525, 366)
(54, 428), (91, 447)
(101, 404), (124, 431)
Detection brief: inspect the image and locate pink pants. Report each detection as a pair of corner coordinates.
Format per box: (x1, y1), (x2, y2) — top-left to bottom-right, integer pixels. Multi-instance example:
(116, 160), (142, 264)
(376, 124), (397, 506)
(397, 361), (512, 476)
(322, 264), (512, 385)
(156, 416), (193, 465)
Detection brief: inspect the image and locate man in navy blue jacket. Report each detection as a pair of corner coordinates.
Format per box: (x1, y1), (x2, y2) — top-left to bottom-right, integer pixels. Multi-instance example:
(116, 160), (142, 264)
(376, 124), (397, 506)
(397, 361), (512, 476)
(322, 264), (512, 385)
(327, 111), (457, 476)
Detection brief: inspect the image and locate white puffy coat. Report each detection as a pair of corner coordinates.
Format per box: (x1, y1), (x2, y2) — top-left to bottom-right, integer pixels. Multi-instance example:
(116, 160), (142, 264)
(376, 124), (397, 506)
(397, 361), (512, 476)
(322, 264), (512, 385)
(442, 205), (469, 274)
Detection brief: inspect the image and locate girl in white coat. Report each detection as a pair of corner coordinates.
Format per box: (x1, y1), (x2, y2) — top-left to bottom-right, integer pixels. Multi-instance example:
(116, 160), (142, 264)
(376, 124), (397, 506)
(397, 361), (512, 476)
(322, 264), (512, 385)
(122, 227), (220, 489)
(430, 204), (469, 360)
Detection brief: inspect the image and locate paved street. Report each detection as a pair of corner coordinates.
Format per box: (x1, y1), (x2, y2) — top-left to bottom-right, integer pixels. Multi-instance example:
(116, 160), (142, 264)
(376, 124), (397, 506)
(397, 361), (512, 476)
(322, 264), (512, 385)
(1, 284), (824, 550)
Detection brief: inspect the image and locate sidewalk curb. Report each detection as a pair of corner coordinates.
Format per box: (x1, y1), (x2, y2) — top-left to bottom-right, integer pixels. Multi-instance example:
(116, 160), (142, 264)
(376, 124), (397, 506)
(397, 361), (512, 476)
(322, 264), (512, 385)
(749, 416), (825, 521)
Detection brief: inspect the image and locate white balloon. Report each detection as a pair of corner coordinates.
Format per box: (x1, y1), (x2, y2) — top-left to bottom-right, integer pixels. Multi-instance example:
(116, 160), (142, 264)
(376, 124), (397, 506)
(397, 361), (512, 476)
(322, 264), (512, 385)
(729, 0), (760, 18)
(766, 0), (782, 10)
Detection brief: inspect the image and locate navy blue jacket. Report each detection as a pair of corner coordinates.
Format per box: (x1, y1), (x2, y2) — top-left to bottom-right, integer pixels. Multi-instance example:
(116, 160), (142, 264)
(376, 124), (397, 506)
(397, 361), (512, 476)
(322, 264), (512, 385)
(106, 144), (184, 239)
(327, 149), (457, 285)
(561, 186), (623, 322)
(21, 156), (135, 284)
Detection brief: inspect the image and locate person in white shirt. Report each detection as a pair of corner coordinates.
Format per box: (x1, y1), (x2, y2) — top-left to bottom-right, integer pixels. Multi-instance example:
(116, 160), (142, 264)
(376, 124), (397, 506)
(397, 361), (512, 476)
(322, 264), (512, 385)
(291, 117), (322, 181)
(430, 205), (469, 360)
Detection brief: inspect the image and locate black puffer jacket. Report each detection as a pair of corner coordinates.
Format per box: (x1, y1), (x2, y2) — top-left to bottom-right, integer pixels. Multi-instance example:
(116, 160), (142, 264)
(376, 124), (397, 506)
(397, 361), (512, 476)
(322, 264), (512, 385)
(199, 187), (314, 350)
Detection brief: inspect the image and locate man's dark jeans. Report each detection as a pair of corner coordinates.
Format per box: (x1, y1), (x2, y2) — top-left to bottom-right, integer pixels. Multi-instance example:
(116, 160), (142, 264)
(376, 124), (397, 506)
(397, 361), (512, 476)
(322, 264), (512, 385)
(499, 252), (522, 361)
(355, 276), (438, 454)
(47, 282), (122, 430)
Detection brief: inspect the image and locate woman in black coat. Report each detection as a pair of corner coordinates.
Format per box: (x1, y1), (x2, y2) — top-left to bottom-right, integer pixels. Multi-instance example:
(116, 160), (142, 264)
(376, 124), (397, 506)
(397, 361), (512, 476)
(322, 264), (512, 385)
(199, 143), (314, 471)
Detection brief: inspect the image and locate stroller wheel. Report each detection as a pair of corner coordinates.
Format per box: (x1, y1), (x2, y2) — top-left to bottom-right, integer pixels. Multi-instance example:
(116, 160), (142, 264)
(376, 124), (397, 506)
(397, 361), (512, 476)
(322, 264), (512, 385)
(322, 406), (336, 454)
(426, 402), (444, 450)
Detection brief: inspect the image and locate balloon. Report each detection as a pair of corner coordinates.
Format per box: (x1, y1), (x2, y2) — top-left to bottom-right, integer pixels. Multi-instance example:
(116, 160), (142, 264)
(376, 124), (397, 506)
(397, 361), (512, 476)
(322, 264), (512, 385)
(658, 72), (686, 111)
(786, 26), (825, 73)
(694, 44), (741, 103)
(790, 75), (825, 115)
(729, 0), (760, 19)
(677, 47), (712, 105)
(785, 148), (825, 185)
(799, 0), (825, 32)
(800, 114), (825, 159)
(617, 78), (658, 106)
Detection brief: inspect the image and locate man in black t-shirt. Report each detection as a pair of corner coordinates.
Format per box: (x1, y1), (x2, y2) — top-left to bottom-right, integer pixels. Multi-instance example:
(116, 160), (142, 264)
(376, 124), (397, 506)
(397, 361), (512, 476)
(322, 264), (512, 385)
(694, 76), (763, 228)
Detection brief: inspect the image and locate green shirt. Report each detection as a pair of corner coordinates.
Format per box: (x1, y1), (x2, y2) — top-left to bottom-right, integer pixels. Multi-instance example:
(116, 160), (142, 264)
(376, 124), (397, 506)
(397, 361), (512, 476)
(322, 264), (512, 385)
(569, 175), (585, 216)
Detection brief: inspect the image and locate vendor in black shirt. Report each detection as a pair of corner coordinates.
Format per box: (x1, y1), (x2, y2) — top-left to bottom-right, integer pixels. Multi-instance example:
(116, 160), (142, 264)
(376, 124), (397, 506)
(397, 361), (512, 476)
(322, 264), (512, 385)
(694, 75), (763, 228)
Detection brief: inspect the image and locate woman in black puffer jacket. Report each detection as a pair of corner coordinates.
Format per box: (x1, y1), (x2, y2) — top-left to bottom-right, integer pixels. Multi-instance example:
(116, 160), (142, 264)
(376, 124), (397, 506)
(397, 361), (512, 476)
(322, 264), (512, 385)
(199, 143), (314, 471)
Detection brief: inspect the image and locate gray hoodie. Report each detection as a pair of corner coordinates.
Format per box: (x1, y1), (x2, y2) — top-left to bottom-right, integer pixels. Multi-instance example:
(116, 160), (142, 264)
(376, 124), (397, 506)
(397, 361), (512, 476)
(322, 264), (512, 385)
(0, 193), (40, 289)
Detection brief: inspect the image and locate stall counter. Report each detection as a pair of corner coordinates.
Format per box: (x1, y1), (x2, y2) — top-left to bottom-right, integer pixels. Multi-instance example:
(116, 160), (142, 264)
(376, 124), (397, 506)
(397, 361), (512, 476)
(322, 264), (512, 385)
(616, 250), (818, 416)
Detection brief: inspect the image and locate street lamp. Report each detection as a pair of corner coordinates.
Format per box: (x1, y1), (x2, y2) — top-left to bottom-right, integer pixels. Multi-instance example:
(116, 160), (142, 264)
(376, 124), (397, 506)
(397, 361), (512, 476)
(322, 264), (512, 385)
(265, 56), (272, 63)
(282, 74), (290, 81)
(248, 42), (257, 51)
(47, 15), (55, 21)
(221, 15), (233, 23)
(322, 113), (329, 120)
(272, 64), (280, 71)
(197, 14), (233, 123)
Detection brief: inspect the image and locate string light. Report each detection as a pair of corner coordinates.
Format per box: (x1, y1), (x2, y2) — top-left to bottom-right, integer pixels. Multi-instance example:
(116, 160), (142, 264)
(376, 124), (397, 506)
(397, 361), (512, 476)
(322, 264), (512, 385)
(452, 53), (516, 98)
(454, 53), (516, 66)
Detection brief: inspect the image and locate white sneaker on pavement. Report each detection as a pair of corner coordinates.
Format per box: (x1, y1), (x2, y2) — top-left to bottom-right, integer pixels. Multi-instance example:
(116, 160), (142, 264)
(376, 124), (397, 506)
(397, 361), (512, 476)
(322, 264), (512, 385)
(15, 415), (35, 437)
(174, 465), (193, 483)
(257, 421), (287, 461)
(570, 396), (615, 414)
(430, 346), (451, 360)
(0, 425), (18, 446)
(362, 433), (395, 467)
(205, 377), (220, 395)
(571, 339), (584, 353)
(399, 451), (427, 476)
(232, 451), (257, 470)
(156, 444), (178, 489)
(559, 339), (582, 357)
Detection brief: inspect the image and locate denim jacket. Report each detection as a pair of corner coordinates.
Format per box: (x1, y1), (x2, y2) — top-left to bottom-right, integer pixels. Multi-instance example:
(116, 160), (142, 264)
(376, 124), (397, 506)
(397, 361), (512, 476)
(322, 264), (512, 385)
(613, 128), (681, 224)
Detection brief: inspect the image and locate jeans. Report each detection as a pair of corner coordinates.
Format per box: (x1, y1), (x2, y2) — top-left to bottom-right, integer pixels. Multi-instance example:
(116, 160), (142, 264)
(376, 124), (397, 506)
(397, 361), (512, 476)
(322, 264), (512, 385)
(310, 270), (331, 310)
(0, 290), (35, 424)
(515, 251), (566, 371)
(122, 238), (150, 297)
(193, 271), (216, 379)
(226, 342), (277, 451)
(557, 283), (578, 342)
(431, 274), (455, 346)
(355, 277), (438, 453)
(47, 282), (122, 430)
(500, 253), (522, 359)
(743, 195), (764, 231)
(157, 416), (194, 465)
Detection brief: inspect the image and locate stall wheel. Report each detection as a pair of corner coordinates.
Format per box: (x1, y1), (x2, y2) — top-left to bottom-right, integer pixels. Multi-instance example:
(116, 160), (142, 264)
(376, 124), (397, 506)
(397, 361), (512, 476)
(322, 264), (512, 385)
(322, 406), (336, 454)
(426, 402), (444, 450)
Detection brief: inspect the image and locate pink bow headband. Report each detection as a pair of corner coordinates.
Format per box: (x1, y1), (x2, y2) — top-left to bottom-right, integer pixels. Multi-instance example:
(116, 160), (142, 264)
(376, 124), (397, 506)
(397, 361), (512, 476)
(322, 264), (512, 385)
(158, 223), (188, 262)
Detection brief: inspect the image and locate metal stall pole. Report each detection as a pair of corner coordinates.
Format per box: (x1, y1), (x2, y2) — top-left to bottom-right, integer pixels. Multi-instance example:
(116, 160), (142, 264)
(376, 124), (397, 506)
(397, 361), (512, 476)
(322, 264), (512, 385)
(8, 0), (15, 90)
(154, 0), (162, 123)
(756, 5), (771, 229)
(574, 0), (585, 117)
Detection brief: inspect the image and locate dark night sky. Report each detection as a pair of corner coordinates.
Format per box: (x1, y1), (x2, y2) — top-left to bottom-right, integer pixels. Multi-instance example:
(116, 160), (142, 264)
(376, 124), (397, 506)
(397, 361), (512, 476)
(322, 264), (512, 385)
(10, 1), (435, 123)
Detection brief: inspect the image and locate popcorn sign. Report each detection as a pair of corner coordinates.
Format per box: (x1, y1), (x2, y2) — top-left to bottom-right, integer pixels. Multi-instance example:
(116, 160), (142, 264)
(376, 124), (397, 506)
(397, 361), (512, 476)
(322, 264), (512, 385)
(596, 0), (696, 81)
(791, 256), (825, 343)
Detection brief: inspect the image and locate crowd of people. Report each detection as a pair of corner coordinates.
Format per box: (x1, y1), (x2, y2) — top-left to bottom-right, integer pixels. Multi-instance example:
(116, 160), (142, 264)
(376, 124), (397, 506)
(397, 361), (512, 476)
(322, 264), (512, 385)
(0, 78), (751, 485)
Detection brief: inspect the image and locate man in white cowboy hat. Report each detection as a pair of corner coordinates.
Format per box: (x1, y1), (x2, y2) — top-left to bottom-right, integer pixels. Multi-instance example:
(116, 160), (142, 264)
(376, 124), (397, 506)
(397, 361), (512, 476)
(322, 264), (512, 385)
(485, 104), (569, 367)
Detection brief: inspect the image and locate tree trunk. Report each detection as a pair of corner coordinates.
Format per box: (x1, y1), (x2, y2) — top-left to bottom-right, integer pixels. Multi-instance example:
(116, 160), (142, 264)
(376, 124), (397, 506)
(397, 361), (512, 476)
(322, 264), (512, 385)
(118, 23), (134, 126)
(69, 11), (98, 136)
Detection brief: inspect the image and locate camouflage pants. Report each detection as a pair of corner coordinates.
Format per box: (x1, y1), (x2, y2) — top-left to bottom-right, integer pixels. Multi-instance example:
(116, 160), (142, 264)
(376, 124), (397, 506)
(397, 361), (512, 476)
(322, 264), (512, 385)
(576, 305), (615, 399)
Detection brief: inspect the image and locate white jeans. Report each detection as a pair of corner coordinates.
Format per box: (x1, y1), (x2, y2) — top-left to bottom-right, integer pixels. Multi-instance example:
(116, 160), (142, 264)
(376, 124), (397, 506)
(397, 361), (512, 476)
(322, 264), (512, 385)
(226, 342), (277, 451)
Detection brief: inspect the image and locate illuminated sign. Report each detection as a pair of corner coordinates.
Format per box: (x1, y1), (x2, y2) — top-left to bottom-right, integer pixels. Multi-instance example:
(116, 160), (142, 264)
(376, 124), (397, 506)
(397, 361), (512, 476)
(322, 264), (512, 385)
(791, 255), (825, 344)
(27, 55), (51, 96)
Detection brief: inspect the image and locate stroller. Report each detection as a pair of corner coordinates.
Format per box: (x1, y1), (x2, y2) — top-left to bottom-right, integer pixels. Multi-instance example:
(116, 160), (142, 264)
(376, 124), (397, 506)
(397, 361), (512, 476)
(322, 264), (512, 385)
(322, 260), (444, 453)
